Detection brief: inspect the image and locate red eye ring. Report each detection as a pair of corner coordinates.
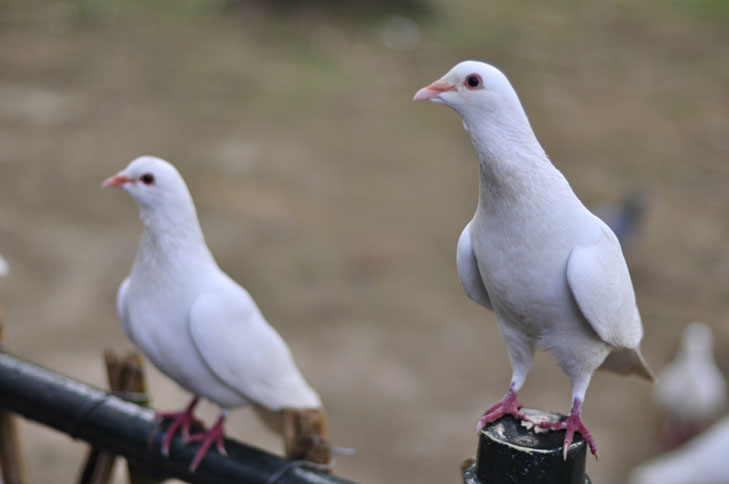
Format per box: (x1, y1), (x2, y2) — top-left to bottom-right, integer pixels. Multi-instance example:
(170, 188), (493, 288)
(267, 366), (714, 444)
(465, 74), (482, 90)
(140, 173), (155, 185)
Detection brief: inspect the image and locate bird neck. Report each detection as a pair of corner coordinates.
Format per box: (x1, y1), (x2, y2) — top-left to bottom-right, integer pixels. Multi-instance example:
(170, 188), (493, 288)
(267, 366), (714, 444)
(135, 201), (216, 272)
(465, 114), (557, 208)
(682, 344), (715, 364)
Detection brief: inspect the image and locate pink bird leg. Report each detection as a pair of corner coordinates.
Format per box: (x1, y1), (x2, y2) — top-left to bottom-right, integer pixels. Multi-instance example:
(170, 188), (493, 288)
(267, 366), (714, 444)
(156, 397), (205, 456)
(476, 384), (528, 432)
(187, 412), (229, 472)
(538, 398), (599, 460)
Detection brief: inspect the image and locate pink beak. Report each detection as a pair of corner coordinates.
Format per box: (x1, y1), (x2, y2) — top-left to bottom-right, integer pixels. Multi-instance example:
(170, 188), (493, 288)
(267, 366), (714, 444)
(413, 80), (456, 101)
(102, 173), (133, 188)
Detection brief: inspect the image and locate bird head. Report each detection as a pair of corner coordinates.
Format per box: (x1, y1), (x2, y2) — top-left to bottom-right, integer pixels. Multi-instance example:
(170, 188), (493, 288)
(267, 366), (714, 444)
(413, 61), (541, 148)
(102, 154), (200, 232)
(681, 322), (715, 356)
(103, 156), (188, 207)
(414, 61), (519, 113)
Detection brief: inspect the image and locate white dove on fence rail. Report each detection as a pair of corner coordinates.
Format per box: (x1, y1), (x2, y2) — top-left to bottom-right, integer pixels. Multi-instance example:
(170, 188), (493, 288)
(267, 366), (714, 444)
(103, 156), (327, 471)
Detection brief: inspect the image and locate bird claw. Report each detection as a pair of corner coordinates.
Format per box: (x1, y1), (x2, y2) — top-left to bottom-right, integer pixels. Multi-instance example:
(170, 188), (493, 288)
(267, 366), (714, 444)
(537, 401), (599, 461)
(156, 399), (204, 457)
(188, 416), (228, 472)
(476, 386), (528, 432)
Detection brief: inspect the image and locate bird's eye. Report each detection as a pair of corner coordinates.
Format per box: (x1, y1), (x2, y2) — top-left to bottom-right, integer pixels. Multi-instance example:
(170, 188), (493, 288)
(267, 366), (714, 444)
(140, 174), (155, 185)
(465, 74), (482, 89)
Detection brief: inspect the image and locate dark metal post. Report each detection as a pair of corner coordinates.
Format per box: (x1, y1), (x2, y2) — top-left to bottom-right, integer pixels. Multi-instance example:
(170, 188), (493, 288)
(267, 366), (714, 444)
(463, 408), (592, 484)
(0, 351), (355, 484)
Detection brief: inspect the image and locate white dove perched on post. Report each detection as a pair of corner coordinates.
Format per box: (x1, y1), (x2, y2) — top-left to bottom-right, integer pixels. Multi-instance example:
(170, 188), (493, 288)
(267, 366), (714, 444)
(414, 61), (654, 459)
(103, 156), (329, 471)
(654, 322), (727, 446)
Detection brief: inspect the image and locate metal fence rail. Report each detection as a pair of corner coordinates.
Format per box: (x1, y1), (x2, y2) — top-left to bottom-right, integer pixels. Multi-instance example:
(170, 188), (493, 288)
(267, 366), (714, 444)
(0, 351), (355, 484)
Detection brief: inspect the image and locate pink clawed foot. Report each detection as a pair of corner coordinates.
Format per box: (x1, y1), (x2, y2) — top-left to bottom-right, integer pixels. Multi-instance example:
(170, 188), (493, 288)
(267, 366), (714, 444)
(476, 384), (528, 432)
(187, 413), (228, 472)
(156, 397), (205, 457)
(538, 399), (599, 460)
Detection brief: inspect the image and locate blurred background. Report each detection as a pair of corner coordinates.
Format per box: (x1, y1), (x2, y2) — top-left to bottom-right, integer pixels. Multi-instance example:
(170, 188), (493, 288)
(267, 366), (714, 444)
(1, 0), (728, 482)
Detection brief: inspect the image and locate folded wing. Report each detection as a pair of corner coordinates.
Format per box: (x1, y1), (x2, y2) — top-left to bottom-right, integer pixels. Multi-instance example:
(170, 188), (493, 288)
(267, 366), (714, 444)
(188, 282), (322, 411)
(567, 223), (642, 349)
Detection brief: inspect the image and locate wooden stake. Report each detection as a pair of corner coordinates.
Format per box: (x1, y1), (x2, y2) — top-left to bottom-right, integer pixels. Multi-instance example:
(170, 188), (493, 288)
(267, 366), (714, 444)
(77, 352), (123, 484)
(282, 408), (332, 467)
(78, 350), (157, 484)
(0, 307), (32, 484)
(117, 352), (158, 484)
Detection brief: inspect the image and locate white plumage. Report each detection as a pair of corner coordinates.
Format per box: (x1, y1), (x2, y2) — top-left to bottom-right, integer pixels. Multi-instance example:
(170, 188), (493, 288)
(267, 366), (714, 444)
(629, 415), (729, 484)
(0, 252), (9, 277)
(415, 61), (653, 459)
(105, 156), (321, 470)
(654, 322), (727, 445)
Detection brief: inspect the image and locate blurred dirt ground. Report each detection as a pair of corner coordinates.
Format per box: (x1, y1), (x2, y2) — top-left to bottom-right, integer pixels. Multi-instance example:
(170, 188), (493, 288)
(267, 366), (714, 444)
(1, 1), (728, 482)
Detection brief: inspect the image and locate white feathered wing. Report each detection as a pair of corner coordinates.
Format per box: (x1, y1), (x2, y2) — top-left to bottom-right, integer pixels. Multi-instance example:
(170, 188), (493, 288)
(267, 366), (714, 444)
(567, 221), (653, 380)
(188, 275), (322, 412)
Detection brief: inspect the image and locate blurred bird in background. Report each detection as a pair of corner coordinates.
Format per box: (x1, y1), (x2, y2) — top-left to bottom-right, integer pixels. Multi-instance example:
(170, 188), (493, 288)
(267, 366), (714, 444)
(103, 156), (331, 472)
(629, 415), (729, 484)
(653, 322), (727, 447)
(414, 61), (654, 460)
(593, 186), (650, 248)
(0, 252), (9, 277)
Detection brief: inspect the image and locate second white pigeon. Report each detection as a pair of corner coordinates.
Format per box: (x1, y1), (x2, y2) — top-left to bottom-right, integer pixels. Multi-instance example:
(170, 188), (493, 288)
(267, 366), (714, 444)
(103, 156), (325, 471)
(629, 415), (729, 484)
(654, 322), (727, 446)
(414, 61), (654, 459)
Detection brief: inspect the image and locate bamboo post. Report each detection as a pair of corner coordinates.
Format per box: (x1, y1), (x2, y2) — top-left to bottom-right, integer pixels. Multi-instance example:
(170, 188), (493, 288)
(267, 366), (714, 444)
(462, 408), (592, 484)
(282, 408), (332, 466)
(78, 350), (159, 484)
(78, 353), (124, 484)
(0, 351), (355, 484)
(114, 352), (159, 484)
(0, 308), (32, 484)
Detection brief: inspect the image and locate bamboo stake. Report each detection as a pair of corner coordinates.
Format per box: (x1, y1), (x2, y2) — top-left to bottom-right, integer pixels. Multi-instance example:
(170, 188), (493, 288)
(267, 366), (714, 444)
(116, 352), (158, 484)
(78, 350), (159, 484)
(0, 307), (32, 484)
(282, 409), (332, 467)
(77, 353), (122, 484)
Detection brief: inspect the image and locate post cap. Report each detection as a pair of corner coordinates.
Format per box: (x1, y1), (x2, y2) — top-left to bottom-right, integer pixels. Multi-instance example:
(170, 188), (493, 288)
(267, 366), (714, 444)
(463, 408), (591, 484)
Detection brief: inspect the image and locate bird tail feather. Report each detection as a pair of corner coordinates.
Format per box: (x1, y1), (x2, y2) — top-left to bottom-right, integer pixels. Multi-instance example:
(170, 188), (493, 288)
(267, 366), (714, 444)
(599, 347), (656, 382)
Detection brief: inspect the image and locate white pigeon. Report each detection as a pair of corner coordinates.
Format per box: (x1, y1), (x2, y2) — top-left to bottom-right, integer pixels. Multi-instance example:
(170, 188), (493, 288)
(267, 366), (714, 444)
(654, 322), (727, 446)
(103, 156), (323, 471)
(414, 61), (654, 459)
(629, 415), (729, 484)
(0, 252), (8, 277)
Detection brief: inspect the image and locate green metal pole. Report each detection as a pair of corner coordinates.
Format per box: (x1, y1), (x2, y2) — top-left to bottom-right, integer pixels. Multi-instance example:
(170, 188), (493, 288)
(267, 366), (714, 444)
(0, 351), (355, 484)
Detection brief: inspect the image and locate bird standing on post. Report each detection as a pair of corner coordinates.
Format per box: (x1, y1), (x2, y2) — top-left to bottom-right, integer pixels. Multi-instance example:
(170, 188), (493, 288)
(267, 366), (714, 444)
(103, 156), (329, 471)
(414, 61), (654, 459)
